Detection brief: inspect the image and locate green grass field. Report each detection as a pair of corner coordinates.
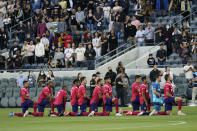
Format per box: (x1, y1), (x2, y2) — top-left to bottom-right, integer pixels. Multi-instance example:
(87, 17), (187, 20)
(0, 106), (197, 131)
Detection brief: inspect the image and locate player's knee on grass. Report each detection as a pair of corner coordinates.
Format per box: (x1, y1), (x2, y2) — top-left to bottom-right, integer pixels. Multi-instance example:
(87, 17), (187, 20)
(175, 97), (182, 102)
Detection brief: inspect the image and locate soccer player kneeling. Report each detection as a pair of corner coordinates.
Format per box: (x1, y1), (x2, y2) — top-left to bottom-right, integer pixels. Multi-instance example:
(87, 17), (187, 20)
(9, 81), (37, 117)
(164, 74), (186, 116)
(49, 85), (67, 117)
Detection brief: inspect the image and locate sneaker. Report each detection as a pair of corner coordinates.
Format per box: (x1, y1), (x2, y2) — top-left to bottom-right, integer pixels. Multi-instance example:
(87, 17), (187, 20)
(149, 110), (157, 116)
(126, 111), (132, 116)
(50, 114), (57, 117)
(9, 112), (14, 117)
(23, 110), (29, 117)
(88, 111), (95, 117)
(115, 113), (122, 117)
(137, 111), (144, 116)
(178, 111), (186, 116)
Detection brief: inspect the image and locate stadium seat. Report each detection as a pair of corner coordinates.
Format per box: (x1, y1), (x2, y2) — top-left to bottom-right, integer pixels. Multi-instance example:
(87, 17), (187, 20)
(179, 73), (185, 77)
(16, 97), (21, 107)
(9, 97), (16, 107)
(36, 88), (43, 97)
(29, 88), (37, 97)
(1, 97), (9, 107)
(5, 88), (13, 98)
(54, 77), (61, 82)
(0, 88), (3, 98)
(13, 88), (20, 97)
(55, 81), (61, 87)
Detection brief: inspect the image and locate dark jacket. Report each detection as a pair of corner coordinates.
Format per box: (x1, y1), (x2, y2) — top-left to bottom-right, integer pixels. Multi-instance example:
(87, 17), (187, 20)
(84, 48), (96, 60)
(149, 69), (160, 82)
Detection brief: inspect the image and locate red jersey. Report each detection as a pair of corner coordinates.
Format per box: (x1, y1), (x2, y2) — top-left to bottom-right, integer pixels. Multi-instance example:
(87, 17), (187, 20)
(164, 82), (174, 99)
(54, 90), (67, 105)
(37, 86), (52, 103)
(103, 83), (112, 104)
(21, 87), (30, 103)
(90, 85), (102, 104)
(71, 86), (79, 105)
(78, 84), (87, 105)
(64, 35), (72, 48)
(131, 82), (140, 102)
(139, 83), (150, 104)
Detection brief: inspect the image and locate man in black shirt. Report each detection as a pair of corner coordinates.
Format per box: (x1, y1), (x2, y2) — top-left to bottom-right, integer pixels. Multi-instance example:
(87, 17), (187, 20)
(13, 50), (23, 69)
(156, 44), (167, 68)
(90, 74), (97, 98)
(0, 28), (8, 50)
(10, 41), (21, 57)
(116, 72), (128, 106)
(84, 44), (96, 70)
(154, 23), (166, 43)
(7, 53), (13, 71)
(0, 51), (5, 71)
(124, 19), (137, 46)
(149, 65), (160, 82)
(147, 54), (156, 68)
(105, 66), (117, 86)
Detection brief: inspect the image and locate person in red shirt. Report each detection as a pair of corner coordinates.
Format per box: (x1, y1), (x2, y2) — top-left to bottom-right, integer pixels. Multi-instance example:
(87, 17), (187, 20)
(50, 85), (67, 116)
(138, 76), (151, 116)
(9, 81), (37, 117)
(78, 77), (90, 115)
(64, 31), (72, 48)
(103, 76), (119, 115)
(164, 74), (186, 116)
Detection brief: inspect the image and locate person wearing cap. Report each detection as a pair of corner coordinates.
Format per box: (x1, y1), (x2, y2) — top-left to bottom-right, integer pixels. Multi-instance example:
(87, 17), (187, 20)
(156, 44), (167, 68)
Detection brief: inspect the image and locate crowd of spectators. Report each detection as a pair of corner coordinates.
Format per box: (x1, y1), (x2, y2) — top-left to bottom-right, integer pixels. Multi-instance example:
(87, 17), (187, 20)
(0, 0), (196, 71)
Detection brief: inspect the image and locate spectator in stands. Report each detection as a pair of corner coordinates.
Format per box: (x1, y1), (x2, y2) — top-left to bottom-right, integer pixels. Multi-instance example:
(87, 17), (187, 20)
(0, 13), (4, 29)
(59, 0), (67, 9)
(21, 40), (28, 62)
(134, 0), (143, 16)
(84, 44), (96, 70)
(113, 15), (122, 40)
(90, 74), (97, 98)
(136, 25), (145, 46)
(93, 6), (104, 31)
(35, 38), (45, 64)
(3, 14), (11, 34)
(191, 48), (197, 62)
(41, 34), (50, 57)
(46, 17), (55, 34)
(184, 61), (194, 81)
(27, 70), (36, 88)
(145, 22), (155, 45)
(7, 1), (14, 14)
(0, 51), (5, 71)
(156, 0), (169, 16)
(86, 9), (94, 32)
(131, 15), (141, 29)
(76, 6), (85, 30)
(112, 1), (123, 15)
(10, 41), (21, 57)
(27, 40), (35, 65)
(101, 32), (109, 56)
(192, 66), (197, 105)
(179, 43), (190, 64)
(108, 30), (118, 56)
(0, 0), (7, 15)
(75, 43), (86, 67)
(156, 44), (167, 67)
(64, 43), (73, 69)
(92, 32), (101, 58)
(58, 17), (66, 33)
(77, 72), (82, 82)
(84, 32), (92, 48)
(37, 19), (47, 37)
(149, 64), (160, 82)
(105, 66), (117, 86)
(103, 2), (111, 26)
(46, 70), (55, 82)
(37, 70), (47, 87)
(14, 50), (23, 69)
(32, 0), (41, 12)
(16, 21), (26, 43)
(147, 54), (156, 68)
(64, 31), (72, 48)
(7, 53), (13, 70)
(116, 61), (125, 74)
(0, 27), (8, 50)
(154, 22), (166, 43)
(16, 71), (27, 89)
(54, 48), (64, 68)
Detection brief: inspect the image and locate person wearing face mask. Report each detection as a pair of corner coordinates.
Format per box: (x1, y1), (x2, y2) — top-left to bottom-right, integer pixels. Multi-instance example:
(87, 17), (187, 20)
(16, 71), (28, 89)
(105, 66), (117, 86)
(37, 70), (47, 87)
(46, 70), (55, 82)
(27, 71), (36, 88)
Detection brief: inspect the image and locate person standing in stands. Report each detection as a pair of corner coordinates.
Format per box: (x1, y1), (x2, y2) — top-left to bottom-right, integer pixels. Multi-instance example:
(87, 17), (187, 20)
(105, 66), (117, 86)
(149, 65), (160, 83)
(184, 61), (194, 82)
(35, 38), (45, 64)
(156, 44), (167, 68)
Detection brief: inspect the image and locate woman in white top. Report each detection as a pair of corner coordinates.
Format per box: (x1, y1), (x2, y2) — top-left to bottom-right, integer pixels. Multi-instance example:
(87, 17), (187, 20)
(27, 40), (35, 64)
(92, 32), (101, 58)
(161, 66), (174, 89)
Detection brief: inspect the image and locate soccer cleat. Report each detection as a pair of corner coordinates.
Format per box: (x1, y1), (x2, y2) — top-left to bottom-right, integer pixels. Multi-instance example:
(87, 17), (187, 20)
(178, 111), (186, 116)
(126, 111), (132, 116)
(9, 112), (14, 117)
(115, 113), (122, 117)
(119, 109), (123, 114)
(137, 111), (144, 116)
(65, 112), (70, 116)
(149, 110), (157, 116)
(88, 111), (95, 117)
(23, 110), (29, 117)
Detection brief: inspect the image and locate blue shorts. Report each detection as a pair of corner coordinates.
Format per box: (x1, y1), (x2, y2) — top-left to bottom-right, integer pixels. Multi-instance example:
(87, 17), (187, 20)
(21, 100), (34, 114)
(90, 104), (98, 112)
(141, 102), (147, 112)
(164, 97), (175, 111)
(55, 104), (64, 114)
(105, 98), (112, 112)
(132, 96), (140, 111)
(72, 104), (78, 112)
(79, 103), (87, 113)
(153, 104), (161, 111)
(38, 99), (49, 112)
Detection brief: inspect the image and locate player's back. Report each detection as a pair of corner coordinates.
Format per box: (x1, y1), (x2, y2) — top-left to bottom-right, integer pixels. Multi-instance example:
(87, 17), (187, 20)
(78, 85), (87, 105)
(54, 90), (67, 105)
(37, 86), (52, 103)
(91, 86), (101, 102)
(131, 82), (140, 101)
(164, 82), (173, 99)
(71, 86), (78, 105)
(21, 88), (29, 103)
